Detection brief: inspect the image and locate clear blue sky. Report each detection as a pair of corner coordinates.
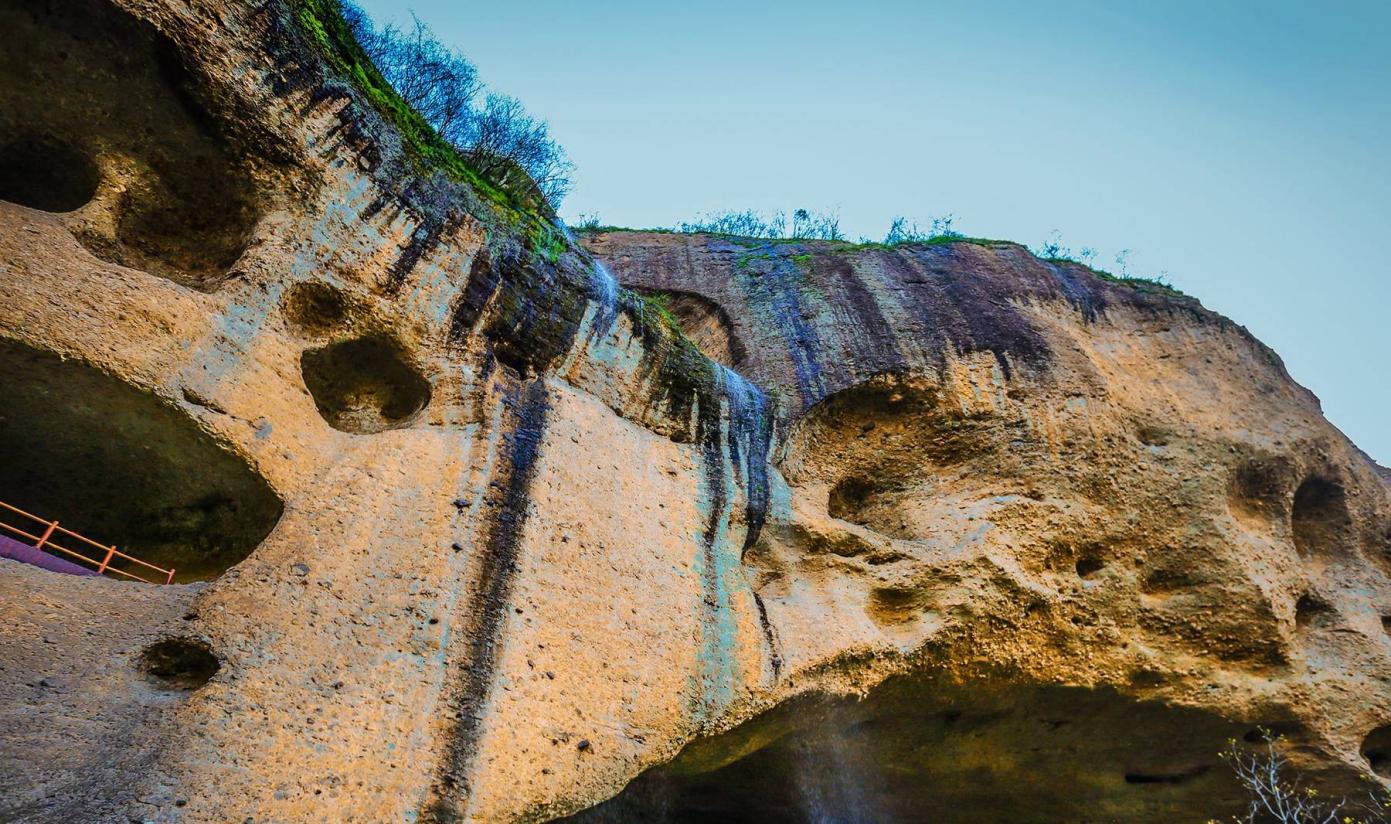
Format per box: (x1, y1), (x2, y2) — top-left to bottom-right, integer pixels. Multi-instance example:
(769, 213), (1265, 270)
(359, 0), (1389, 463)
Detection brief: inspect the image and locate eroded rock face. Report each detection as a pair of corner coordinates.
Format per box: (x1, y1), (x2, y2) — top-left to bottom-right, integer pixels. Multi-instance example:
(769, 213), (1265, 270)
(577, 230), (1391, 821)
(0, 2), (1387, 823)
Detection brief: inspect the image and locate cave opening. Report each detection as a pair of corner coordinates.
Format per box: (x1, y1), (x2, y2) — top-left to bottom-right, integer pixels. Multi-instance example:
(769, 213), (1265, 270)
(0, 339), (283, 582)
(561, 679), (1247, 823)
(1294, 593), (1336, 629)
(1291, 476), (1350, 559)
(1075, 554), (1106, 579)
(1361, 725), (1391, 780)
(827, 477), (875, 524)
(0, 0), (263, 290)
(0, 133), (100, 213)
(300, 336), (431, 434)
(633, 288), (745, 368)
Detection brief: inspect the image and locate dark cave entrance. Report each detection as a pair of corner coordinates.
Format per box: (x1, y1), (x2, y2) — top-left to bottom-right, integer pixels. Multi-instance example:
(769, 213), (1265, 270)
(561, 678), (1254, 824)
(0, 133), (100, 213)
(632, 288), (746, 368)
(0, 0), (264, 290)
(301, 336), (432, 434)
(1291, 476), (1351, 559)
(0, 339), (283, 582)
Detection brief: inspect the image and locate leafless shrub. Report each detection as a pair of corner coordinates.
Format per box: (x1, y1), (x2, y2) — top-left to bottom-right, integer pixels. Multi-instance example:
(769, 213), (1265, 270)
(342, 2), (573, 207)
(883, 213), (962, 244)
(1214, 730), (1390, 824)
(790, 208), (843, 241)
(677, 208), (843, 240)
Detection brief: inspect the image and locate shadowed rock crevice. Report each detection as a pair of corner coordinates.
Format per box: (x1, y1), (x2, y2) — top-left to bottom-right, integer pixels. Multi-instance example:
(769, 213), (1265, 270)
(1362, 725), (1391, 779)
(0, 339), (283, 581)
(560, 678), (1247, 823)
(0, 134), (100, 213)
(1291, 476), (1351, 559)
(282, 282), (351, 337)
(0, 0), (264, 289)
(139, 638), (220, 691)
(632, 288), (745, 368)
(300, 336), (431, 433)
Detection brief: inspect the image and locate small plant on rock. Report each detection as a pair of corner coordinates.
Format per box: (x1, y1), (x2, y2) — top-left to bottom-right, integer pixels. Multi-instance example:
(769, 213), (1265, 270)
(1213, 729), (1391, 824)
(883, 214), (963, 245)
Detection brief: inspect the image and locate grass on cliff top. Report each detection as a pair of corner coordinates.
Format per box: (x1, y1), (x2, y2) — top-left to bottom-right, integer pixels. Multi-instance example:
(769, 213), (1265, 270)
(574, 223), (1011, 250)
(578, 225), (1184, 297)
(1046, 257), (1187, 297)
(290, 0), (556, 232)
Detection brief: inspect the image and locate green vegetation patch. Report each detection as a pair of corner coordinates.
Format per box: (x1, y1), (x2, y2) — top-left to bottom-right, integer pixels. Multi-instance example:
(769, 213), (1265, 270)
(1047, 258), (1187, 297)
(839, 235), (1019, 253)
(290, 0), (522, 213)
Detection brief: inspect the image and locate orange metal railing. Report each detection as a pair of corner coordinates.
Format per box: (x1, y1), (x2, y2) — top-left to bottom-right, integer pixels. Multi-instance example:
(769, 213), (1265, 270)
(0, 499), (175, 584)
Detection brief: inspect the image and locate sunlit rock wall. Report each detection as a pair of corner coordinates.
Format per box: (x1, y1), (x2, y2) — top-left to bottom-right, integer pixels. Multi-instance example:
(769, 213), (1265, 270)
(0, 1), (1387, 823)
(577, 229), (1391, 821)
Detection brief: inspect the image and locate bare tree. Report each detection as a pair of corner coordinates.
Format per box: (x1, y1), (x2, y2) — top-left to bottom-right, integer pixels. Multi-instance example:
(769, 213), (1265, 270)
(462, 93), (573, 204)
(1218, 730), (1389, 824)
(678, 209), (786, 238)
(789, 208), (843, 241)
(883, 213), (962, 245)
(341, 2), (572, 207)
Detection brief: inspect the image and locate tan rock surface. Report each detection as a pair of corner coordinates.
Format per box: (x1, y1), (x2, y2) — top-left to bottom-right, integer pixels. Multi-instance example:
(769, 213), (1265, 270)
(0, 1), (1387, 822)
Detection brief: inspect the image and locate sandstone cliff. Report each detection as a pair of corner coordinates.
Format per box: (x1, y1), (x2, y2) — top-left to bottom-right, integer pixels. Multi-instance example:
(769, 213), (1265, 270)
(0, 1), (1388, 822)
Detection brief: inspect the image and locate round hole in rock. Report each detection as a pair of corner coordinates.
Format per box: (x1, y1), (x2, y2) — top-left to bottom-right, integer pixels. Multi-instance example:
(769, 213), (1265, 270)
(1075, 555), (1105, 579)
(300, 336), (431, 434)
(282, 282), (350, 337)
(1291, 477), (1351, 558)
(0, 338), (283, 582)
(1227, 455), (1295, 524)
(1361, 725), (1391, 780)
(1294, 594), (1336, 629)
(139, 637), (219, 690)
(776, 373), (1023, 546)
(828, 477), (875, 524)
(0, 133), (99, 212)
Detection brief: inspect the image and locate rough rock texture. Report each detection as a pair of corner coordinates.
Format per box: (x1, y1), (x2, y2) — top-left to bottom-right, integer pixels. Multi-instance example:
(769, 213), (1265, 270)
(0, 1), (1389, 822)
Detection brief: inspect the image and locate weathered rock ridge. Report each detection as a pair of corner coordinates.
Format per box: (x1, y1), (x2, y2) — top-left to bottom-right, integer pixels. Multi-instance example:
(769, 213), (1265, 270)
(1, 1), (1389, 822)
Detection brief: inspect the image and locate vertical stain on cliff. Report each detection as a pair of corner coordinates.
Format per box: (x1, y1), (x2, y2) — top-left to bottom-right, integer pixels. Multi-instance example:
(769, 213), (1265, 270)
(692, 372), (738, 722)
(721, 366), (773, 554)
(452, 243), (590, 374)
(386, 217), (447, 292)
(815, 251), (907, 379)
(687, 363), (777, 720)
(448, 246), (496, 344)
(426, 377), (549, 822)
(732, 246), (828, 409)
(752, 591), (783, 680)
(887, 246), (1052, 380)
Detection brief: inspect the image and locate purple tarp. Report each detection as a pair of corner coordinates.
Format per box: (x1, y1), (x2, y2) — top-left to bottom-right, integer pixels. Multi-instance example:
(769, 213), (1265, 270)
(0, 533), (100, 577)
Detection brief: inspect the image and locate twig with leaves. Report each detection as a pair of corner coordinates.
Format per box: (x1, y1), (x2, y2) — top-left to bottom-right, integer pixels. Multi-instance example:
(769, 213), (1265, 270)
(1214, 729), (1389, 824)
